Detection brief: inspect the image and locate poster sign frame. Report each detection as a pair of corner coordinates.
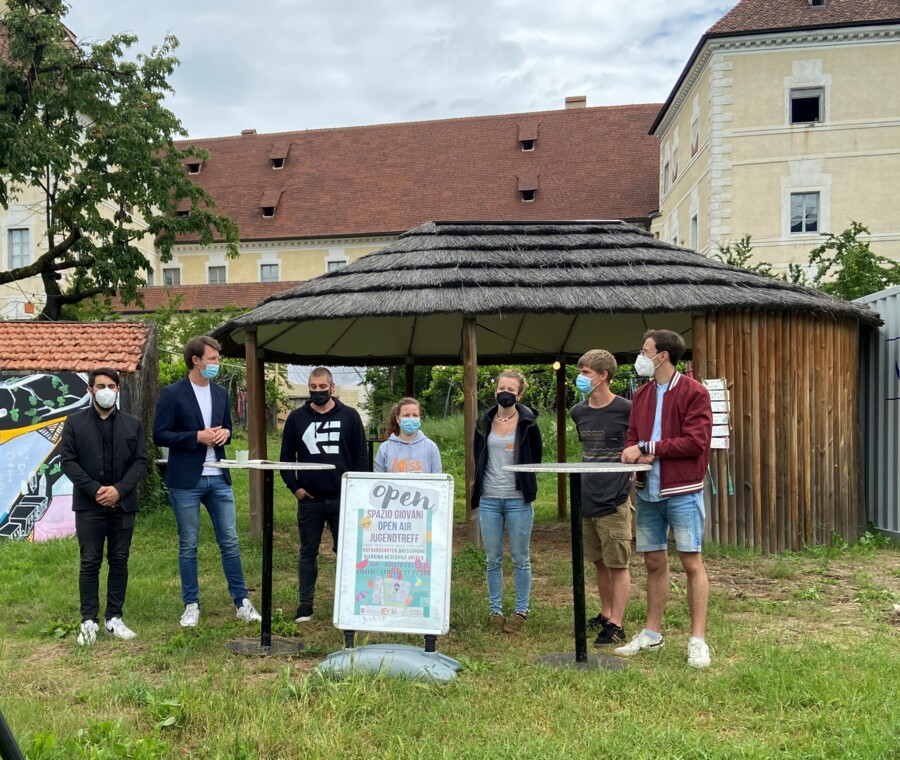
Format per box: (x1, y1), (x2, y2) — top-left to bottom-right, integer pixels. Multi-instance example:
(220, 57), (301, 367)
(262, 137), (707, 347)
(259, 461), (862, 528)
(333, 472), (454, 636)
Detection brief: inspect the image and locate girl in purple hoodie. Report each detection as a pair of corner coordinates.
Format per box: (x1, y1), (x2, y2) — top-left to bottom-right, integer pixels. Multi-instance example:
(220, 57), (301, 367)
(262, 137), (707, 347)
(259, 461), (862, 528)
(374, 397), (442, 474)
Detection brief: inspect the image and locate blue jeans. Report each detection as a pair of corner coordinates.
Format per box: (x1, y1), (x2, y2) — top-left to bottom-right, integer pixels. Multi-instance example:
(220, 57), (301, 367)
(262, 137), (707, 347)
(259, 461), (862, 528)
(168, 476), (248, 607)
(479, 496), (534, 615)
(635, 491), (706, 553)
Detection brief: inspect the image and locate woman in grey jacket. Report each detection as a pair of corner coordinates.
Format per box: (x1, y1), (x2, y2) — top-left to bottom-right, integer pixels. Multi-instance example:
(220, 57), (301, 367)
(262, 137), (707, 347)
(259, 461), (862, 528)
(374, 397), (442, 474)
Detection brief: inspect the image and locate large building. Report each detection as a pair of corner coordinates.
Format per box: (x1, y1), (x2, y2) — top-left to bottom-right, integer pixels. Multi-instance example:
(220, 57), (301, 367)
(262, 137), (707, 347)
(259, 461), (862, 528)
(166, 100), (661, 286)
(651, 0), (900, 270)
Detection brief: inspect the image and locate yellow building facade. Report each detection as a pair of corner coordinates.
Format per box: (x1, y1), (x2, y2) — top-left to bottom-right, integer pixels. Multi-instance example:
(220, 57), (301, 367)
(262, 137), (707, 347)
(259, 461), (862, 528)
(652, 11), (900, 274)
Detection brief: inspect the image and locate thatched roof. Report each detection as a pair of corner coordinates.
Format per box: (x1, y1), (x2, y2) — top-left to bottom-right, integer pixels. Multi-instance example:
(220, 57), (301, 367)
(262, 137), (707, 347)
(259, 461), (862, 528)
(213, 220), (880, 364)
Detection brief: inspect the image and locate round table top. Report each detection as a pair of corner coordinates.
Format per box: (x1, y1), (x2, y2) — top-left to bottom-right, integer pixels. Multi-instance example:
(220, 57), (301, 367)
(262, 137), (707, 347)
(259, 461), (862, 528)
(208, 460), (335, 471)
(502, 462), (651, 474)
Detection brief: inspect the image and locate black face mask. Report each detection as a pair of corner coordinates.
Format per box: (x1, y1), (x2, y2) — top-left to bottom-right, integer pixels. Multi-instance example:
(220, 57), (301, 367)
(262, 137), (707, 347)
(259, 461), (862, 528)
(310, 390), (331, 406)
(496, 392), (517, 409)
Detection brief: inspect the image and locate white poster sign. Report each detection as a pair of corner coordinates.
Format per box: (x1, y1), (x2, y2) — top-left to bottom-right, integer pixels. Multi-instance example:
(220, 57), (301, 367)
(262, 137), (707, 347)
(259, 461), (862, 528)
(333, 472), (455, 635)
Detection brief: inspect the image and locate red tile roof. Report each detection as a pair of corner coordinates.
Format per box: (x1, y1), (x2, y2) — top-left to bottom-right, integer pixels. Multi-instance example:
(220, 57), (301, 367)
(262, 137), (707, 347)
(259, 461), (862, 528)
(0, 322), (152, 372)
(112, 282), (305, 314)
(652, 0), (900, 134)
(175, 104), (662, 242)
(709, 0), (900, 35)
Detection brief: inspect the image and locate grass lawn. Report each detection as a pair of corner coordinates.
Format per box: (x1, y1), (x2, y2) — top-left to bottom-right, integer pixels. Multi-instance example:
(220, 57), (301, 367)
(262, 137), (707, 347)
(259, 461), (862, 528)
(1, 425), (898, 759)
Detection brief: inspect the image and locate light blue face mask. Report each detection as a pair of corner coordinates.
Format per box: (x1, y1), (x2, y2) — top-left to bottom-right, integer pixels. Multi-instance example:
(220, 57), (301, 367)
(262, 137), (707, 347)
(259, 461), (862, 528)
(575, 374), (597, 394)
(399, 417), (421, 435)
(200, 361), (219, 380)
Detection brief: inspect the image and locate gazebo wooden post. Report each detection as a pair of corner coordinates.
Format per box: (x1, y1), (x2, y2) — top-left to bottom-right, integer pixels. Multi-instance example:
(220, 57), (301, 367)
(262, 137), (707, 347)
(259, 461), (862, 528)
(246, 329), (266, 540)
(405, 359), (415, 397)
(462, 318), (481, 546)
(556, 359), (567, 519)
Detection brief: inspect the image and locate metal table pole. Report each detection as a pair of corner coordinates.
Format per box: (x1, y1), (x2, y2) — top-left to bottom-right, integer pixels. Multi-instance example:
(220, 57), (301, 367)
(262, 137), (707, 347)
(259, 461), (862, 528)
(569, 473), (588, 662)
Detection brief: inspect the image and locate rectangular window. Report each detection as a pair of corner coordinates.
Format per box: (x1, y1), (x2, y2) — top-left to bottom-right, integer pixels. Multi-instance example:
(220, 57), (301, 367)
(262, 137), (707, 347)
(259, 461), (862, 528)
(790, 192), (819, 233)
(790, 88), (824, 124)
(8, 229), (29, 268)
(327, 260), (347, 273)
(163, 268), (181, 286)
(146, 270), (154, 287)
(260, 263), (279, 283)
(208, 266), (226, 285)
(690, 117), (699, 157)
(690, 214), (699, 250)
(662, 161), (670, 193)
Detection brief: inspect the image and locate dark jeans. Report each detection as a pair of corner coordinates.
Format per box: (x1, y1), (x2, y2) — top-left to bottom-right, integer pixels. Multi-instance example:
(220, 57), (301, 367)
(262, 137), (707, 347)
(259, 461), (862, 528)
(297, 498), (340, 608)
(75, 507), (136, 622)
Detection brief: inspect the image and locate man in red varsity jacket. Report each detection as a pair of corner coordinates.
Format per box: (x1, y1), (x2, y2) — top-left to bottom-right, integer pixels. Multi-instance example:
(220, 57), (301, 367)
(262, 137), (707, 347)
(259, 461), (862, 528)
(617, 329), (714, 669)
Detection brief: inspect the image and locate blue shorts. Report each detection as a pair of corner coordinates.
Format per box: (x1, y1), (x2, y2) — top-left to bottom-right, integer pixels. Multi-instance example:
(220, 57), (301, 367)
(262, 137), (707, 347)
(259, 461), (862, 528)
(635, 491), (705, 553)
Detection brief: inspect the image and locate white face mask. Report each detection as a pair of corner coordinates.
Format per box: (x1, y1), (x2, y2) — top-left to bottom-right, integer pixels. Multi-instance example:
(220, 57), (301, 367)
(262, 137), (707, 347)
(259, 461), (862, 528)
(634, 354), (657, 378)
(94, 388), (118, 409)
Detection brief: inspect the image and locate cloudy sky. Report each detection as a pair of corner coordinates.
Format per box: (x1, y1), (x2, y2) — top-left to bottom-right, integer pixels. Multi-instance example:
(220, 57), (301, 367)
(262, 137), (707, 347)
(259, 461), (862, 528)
(63, 0), (736, 139)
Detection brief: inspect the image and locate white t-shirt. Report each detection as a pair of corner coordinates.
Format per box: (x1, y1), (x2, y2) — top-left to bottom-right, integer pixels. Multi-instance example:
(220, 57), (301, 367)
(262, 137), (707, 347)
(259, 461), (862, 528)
(190, 380), (222, 476)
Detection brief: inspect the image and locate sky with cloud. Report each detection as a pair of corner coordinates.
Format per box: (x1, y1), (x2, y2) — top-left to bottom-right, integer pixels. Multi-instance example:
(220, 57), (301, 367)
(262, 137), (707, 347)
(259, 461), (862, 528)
(63, 0), (736, 139)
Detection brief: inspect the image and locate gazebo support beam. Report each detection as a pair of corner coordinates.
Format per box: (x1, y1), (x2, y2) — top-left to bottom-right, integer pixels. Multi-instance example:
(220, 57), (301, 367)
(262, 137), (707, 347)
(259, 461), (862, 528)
(556, 359), (568, 519)
(405, 360), (415, 397)
(246, 329), (266, 540)
(462, 318), (480, 546)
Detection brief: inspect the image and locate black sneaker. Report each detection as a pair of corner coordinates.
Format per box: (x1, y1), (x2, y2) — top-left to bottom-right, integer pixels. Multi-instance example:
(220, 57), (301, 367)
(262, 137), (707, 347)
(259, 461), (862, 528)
(593, 624), (626, 647)
(587, 613), (610, 630)
(294, 605), (313, 623)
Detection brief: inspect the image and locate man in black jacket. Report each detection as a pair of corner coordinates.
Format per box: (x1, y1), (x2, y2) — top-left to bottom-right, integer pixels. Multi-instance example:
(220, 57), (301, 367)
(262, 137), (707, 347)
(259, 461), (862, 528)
(280, 367), (367, 623)
(60, 368), (148, 646)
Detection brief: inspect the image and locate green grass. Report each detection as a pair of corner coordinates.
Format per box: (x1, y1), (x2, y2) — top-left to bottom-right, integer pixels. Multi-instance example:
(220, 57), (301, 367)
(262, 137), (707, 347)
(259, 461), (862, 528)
(1, 435), (898, 759)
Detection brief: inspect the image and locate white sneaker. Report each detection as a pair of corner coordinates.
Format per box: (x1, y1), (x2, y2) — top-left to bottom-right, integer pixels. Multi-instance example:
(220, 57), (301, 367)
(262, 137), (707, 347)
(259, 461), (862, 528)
(236, 598), (261, 622)
(76, 619), (99, 646)
(105, 617), (136, 640)
(614, 630), (664, 657)
(687, 637), (711, 669)
(180, 603), (200, 627)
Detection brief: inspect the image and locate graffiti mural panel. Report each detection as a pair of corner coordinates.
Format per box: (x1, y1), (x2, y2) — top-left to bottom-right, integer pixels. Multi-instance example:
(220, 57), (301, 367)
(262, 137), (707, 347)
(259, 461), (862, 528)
(0, 372), (91, 541)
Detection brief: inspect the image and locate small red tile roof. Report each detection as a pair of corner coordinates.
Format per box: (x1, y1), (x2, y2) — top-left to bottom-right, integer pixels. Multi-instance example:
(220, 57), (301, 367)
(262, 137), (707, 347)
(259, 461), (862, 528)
(112, 282), (305, 314)
(652, 0), (900, 134)
(0, 322), (152, 372)
(709, 0), (900, 35)
(176, 104), (662, 243)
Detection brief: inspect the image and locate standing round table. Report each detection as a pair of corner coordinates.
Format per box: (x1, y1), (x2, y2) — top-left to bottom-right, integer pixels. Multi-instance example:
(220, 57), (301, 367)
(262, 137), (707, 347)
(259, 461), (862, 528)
(209, 460), (334, 655)
(502, 461), (651, 670)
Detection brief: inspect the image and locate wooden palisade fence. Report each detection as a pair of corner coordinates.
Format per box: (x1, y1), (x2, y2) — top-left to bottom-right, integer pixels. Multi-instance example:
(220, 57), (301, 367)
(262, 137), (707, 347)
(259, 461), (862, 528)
(692, 311), (865, 553)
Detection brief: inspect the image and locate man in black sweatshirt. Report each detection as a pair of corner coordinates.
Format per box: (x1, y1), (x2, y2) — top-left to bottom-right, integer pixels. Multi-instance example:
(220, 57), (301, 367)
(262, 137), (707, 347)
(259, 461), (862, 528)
(280, 367), (367, 623)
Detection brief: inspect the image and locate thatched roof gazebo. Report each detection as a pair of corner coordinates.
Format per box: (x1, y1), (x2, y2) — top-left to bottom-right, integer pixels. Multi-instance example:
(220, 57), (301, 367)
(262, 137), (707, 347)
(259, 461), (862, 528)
(214, 220), (880, 552)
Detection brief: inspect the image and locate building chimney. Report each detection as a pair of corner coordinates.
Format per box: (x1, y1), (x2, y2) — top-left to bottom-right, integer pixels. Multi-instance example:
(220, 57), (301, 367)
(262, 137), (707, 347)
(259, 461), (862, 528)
(241, 128), (257, 136)
(565, 96), (587, 109)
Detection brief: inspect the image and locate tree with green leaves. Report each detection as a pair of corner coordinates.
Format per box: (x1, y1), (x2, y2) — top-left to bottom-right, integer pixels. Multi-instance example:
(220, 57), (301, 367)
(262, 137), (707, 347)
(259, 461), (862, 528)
(806, 221), (900, 301)
(0, 0), (239, 320)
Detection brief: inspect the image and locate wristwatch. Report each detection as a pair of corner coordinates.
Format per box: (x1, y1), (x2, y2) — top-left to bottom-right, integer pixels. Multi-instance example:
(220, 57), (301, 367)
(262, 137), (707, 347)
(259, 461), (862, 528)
(638, 441), (648, 455)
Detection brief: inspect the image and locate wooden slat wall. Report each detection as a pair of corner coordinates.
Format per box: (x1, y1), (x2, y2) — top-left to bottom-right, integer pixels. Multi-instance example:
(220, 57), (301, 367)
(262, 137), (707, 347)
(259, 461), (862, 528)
(691, 311), (862, 553)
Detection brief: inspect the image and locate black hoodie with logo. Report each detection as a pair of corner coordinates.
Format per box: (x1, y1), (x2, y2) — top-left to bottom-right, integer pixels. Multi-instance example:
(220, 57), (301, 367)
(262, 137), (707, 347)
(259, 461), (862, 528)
(279, 397), (368, 499)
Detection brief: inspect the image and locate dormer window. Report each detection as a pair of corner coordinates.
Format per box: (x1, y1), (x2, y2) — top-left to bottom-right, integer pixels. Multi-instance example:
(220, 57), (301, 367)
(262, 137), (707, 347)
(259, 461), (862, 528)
(809, 0), (825, 7)
(259, 189), (283, 218)
(186, 161), (202, 175)
(269, 144), (290, 169)
(517, 173), (539, 202)
(517, 122), (538, 152)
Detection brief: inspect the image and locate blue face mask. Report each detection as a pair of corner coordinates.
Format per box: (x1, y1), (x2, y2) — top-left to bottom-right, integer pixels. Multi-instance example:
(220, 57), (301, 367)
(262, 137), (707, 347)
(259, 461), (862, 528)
(399, 417), (421, 435)
(575, 375), (597, 394)
(200, 361), (219, 380)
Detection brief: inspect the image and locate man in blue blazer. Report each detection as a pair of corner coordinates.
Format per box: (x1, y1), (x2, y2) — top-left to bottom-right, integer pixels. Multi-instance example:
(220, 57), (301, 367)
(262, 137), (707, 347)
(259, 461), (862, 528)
(153, 336), (260, 627)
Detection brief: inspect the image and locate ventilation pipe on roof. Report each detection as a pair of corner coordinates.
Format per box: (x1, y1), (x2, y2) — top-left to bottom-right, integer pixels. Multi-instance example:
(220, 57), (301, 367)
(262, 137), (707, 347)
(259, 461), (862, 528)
(565, 95), (587, 109)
